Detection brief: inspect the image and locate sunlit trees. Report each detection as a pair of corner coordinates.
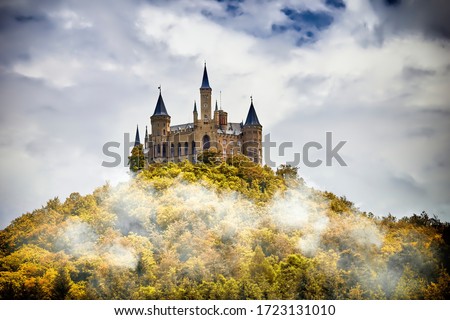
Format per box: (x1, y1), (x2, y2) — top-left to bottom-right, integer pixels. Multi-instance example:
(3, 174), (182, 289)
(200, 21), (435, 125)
(0, 160), (449, 299)
(128, 144), (145, 172)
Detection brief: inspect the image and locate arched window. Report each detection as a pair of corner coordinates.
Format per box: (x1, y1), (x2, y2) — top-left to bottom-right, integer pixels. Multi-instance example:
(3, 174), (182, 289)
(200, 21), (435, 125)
(178, 143), (181, 156)
(192, 141), (196, 155)
(171, 143), (174, 157)
(157, 144), (160, 156)
(202, 135), (210, 150)
(162, 143), (166, 158)
(184, 142), (188, 155)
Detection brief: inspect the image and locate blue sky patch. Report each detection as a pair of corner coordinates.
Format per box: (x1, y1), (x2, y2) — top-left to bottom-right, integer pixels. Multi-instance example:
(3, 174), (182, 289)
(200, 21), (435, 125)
(271, 24), (288, 33)
(325, 0), (346, 10)
(281, 8), (334, 31)
(216, 0), (244, 17)
(15, 15), (38, 22)
(385, 0), (401, 6)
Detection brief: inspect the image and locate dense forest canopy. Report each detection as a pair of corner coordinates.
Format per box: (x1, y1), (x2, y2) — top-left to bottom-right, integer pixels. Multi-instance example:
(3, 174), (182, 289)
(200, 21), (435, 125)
(1, 156), (449, 299)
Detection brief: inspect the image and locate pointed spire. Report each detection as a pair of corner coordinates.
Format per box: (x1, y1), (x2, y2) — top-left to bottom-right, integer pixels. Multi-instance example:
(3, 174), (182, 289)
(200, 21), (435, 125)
(215, 100), (218, 111)
(145, 125), (148, 137)
(152, 87), (169, 116)
(134, 125), (141, 146)
(244, 97), (261, 126)
(193, 100), (197, 113)
(200, 62), (211, 89)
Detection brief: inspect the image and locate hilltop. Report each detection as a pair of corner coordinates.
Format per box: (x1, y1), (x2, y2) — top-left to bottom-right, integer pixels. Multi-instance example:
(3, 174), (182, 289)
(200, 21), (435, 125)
(0, 157), (449, 299)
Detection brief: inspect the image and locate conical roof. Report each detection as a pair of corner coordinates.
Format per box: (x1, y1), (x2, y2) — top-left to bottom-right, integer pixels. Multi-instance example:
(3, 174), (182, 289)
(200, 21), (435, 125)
(152, 91), (169, 116)
(244, 99), (261, 126)
(200, 64), (211, 89)
(134, 125), (141, 146)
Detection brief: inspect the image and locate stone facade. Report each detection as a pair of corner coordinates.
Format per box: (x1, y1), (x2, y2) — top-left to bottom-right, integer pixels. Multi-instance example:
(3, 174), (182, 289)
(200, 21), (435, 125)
(142, 65), (262, 164)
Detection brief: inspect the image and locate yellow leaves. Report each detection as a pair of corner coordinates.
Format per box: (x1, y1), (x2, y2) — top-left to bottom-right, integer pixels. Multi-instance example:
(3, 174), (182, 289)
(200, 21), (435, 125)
(68, 281), (87, 299)
(156, 205), (183, 228)
(151, 176), (175, 191)
(133, 285), (159, 299)
(181, 171), (197, 182)
(1, 160), (449, 299)
(381, 232), (403, 255)
(348, 283), (365, 299)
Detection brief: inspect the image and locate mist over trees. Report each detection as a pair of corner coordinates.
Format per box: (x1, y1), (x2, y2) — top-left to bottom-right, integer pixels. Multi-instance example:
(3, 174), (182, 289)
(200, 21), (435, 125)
(0, 159), (449, 299)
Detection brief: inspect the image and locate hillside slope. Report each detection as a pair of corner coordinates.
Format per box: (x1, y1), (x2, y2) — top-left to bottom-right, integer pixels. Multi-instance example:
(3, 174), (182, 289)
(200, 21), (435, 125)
(1, 159), (449, 299)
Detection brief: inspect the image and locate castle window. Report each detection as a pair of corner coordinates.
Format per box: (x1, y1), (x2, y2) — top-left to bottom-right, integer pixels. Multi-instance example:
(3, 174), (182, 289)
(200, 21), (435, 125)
(162, 143), (167, 158)
(202, 135), (210, 150)
(171, 143), (174, 157)
(157, 144), (160, 156)
(184, 142), (188, 155)
(178, 143), (181, 156)
(192, 141), (196, 155)
(163, 129), (165, 135)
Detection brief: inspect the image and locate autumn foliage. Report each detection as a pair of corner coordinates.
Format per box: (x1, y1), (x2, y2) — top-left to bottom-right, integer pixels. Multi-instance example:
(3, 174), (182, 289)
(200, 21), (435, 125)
(0, 159), (449, 299)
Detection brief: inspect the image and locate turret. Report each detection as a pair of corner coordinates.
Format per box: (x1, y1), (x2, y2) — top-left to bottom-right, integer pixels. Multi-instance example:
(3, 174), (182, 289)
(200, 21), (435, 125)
(193, 100), (198, 124)
(150, 87), (171, 137)
(219, 110), (228, 126)
(242, 97), (262, 164)
(214, 100), (219, 126)
(134, 125), (141, 146)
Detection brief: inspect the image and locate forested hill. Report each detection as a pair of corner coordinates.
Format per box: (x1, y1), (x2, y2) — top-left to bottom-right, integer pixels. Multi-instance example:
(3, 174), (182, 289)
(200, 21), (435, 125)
(1, 156), (449, 299)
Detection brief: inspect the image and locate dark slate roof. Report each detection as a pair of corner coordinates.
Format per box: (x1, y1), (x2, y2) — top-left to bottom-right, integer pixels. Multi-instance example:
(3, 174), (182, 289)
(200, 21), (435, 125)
(134, 125), (141, 146)
(217, 122), (242, 135)
(244, 100), (261, 126)
(201, 64), (211, 89)
(170, 122), (194, 132)
(152, 92), (169, 116)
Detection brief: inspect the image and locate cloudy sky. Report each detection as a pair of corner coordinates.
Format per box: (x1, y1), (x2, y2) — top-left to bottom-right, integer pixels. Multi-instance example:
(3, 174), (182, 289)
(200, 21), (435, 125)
(0, 0), (449, 228)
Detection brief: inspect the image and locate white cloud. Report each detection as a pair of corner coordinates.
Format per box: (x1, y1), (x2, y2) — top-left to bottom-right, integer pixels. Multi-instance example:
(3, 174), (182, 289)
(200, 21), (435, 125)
(0, 0), (449, 228)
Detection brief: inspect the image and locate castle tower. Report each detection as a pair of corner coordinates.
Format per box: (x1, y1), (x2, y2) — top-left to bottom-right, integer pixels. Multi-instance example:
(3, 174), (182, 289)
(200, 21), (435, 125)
(193, 100), (198, 125)
(150, 88), (171, 160)
(200, 63), (212, 123)
(150, 88), (170, 136)
(242, 97), (262, 164)
(214, 100), (219, 126)
(144, 65), (263, 166)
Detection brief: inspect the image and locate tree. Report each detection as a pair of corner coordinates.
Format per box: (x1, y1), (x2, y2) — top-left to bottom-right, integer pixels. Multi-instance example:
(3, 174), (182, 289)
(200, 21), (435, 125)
(52, 268), (72, 299)
(196, 148), (222, 165)
(276, 164), (298, 180)
(128, 144), (145, 172)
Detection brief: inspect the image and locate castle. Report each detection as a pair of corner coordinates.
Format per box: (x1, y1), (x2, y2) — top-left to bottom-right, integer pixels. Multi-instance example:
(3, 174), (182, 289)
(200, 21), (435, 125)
(136, 64), (262, 165)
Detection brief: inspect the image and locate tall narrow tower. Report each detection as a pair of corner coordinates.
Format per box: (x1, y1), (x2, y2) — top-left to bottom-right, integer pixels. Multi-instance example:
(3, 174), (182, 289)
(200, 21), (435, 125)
(242, 97), (262, 164)
(200, 63), (212, 123)
(193, 100), (198, 125)
(150, 88), (170, 137)
(150, 88), (171, 160)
